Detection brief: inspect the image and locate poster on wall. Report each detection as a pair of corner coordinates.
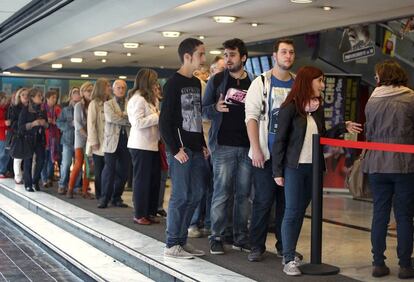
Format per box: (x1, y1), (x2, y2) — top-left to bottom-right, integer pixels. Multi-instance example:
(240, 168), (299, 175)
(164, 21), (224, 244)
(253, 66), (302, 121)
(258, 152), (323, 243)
(322, 74), (361, 189)
(2, 83), (12, 95)
(382, 30), (396, 56)
(342, 25), (375, 63)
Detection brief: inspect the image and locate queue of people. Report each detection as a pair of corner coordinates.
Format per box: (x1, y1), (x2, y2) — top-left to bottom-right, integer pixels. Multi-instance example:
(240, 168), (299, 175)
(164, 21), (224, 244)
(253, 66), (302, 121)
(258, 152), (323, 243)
(0, 36), (413, 279)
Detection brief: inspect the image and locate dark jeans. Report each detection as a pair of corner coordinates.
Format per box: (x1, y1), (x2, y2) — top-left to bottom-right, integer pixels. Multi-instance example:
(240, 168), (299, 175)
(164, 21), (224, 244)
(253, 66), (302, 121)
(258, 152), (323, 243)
(100, 132), (130, 204)
(92, 154), (105, 200)
(23, 144), (45, 188)
(250, 160), (285, 253)
(282, 164), (313, 263)
(369, 173), (414, 268)
(166, 149), (206, 247)
(130, 149), (160, 218)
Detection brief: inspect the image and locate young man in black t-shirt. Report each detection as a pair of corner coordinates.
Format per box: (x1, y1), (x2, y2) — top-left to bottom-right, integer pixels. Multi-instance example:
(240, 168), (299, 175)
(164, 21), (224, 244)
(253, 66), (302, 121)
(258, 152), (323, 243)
(202, 38), (254, 255)
(160, 38), (208, 259)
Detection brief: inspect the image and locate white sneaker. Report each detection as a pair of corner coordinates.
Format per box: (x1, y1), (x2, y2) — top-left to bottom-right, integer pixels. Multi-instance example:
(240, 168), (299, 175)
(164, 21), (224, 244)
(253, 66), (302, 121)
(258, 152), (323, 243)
(182, 243), (205, 256)
(188, 226), (202, 238)
(283, 260), (302, 276)
(164, 245), (194, 259)
(282, 255), (303, 265)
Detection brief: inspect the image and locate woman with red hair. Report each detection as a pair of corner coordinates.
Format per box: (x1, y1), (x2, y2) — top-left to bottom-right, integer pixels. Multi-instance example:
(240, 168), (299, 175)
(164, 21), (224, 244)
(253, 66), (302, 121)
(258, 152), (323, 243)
(272, 66), (362, 276)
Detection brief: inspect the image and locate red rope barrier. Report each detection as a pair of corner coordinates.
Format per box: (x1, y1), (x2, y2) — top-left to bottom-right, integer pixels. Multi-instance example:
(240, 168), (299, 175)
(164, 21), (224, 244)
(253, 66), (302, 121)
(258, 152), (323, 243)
(320, 137), (414, 153)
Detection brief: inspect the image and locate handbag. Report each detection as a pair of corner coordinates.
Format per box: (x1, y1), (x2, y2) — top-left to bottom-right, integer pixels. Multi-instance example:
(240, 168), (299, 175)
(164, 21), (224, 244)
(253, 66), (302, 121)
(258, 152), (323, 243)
(9, 133), (34, 159)
(5, 129), (13, 150)
(345, 150), (371, 199)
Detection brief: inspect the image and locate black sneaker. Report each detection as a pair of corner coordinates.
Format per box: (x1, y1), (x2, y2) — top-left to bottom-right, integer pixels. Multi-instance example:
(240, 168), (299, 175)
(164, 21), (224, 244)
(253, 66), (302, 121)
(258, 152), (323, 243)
(157, 209), (167, 217)
(33, 183), (40, 191)
(25, 186), (34, 192)
(210, 240), (225, 255)
(232, 243), (251, 253)
(248, 248), (264, 262)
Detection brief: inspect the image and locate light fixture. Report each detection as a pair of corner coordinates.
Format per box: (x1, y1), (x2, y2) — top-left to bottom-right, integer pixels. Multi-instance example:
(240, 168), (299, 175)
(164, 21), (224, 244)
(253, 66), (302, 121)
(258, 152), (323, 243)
(290, 0), (313, 3)
(162, 31), (181, 38)
(51, 63), (63, 69)
(119, 75), (127, 79)
(251, 22), (258, 27)
(70, 57), (83, 63)
(123, 42), (140, 48)
(2, 71), (11, 75)
(198, 35), (205, 40)
(160, 66), (165, 69)
(101, 59), (107, 63)
(209, 50), (222, 55)
(322, 6), (332, 11)
(213, 16), (237, 24)
(126, 52), (132, 56)
(81, 74), (89, 78)
(159, 45), (165, 49)
(94, 51), (108, 56)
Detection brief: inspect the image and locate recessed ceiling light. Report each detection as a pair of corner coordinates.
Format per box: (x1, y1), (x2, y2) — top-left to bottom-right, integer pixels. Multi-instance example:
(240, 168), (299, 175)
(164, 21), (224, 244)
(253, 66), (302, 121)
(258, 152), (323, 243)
(94, 51), (108, 56)
(101, 59), (107, 63)
(51, 63), (62, 69)
(160, 66), (164, 69)
(159, 45), (165, 49)
(2, 71), (11, 75)
(213, 16), (237, 24)
(126, 52), (132, 56)
(123, 42), (140, 48)
(322, 6), (332, 11)
(209, 50), (222, 55)
(198, 35), (205, 40)
(70, 57), (83, 63)
(81, 74), (89, 78)
(290, 0), (313, 3)
(251, 22), (258, 27)
(162, 31), (181, 38)
(119, 75), (127, 79)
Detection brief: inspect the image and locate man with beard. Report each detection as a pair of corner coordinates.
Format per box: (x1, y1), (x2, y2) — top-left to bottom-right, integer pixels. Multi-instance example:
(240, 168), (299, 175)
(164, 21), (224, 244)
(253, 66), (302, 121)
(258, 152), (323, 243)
(245, 38), (302, 263)
(203, 38), (255, 255)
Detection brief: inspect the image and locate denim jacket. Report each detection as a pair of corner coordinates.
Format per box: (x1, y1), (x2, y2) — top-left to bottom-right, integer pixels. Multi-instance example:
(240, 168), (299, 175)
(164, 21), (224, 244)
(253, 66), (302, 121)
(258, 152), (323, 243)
(56, 105), (75, 147)
(202, 69), (255, 153)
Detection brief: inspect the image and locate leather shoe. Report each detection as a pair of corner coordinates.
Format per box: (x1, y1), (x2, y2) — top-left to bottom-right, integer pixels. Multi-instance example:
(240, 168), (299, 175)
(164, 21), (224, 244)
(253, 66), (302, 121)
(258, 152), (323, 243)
(372, 265), (390, 277)
(33, 184), (40, 191)
(133, 217), (151, 225)
(112, 201), (128, 208)
(97, 201), (107, 208)
(25, 186), (34, 192)
(148, 215), (160, 224)
(399, 266), (414, 279)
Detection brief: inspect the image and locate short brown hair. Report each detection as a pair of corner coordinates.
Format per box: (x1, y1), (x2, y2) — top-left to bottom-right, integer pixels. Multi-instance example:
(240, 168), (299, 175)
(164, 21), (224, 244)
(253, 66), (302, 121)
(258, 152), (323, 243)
(375, 60), (408, 87)
(274, 38), (294, 52)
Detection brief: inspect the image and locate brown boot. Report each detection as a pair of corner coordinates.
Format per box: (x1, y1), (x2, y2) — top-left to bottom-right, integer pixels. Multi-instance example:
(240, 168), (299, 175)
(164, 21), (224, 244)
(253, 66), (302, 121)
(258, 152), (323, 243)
(66, 189), (74, 199)
(399, 267), (414, 279)
(372, 265), (390, 277)
(57, 187), (66, 195)
(82, 192), (95, 200)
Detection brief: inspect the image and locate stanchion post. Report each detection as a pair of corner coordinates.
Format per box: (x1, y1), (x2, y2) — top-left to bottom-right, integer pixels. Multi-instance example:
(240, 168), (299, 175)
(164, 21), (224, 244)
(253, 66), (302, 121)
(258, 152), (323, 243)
(300, 134), (340, 275)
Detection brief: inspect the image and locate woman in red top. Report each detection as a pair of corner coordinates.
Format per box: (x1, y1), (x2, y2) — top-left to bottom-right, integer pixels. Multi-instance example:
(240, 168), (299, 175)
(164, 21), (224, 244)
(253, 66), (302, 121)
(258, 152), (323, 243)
(0, 91), (11, 178)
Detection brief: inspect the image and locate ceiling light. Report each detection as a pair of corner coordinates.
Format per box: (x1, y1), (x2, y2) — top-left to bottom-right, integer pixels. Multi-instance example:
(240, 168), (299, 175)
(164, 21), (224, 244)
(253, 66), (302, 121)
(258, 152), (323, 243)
(160, 66), (164, 69)
(251, 23), (258, 27)
(159, 45), (165, 49)
(126, 52), (132, 56)
(209, 50), (222, 55)
(51, 63), (62, 69)
(101, 59), (107, 63)
(81, 74), (89, 78)
(123, 42), (140, 48)
(162, 31), (181, 38)
(290, 0), (313, 3)
(2, 71), (11, 75)
(213, 16), (237, 24)
(119, 75), (127, 79)
(198, 35), (205, 40)
(94, 51), (108, 56)
(70, 57), (83, 63)
(322, 6), (332, 11)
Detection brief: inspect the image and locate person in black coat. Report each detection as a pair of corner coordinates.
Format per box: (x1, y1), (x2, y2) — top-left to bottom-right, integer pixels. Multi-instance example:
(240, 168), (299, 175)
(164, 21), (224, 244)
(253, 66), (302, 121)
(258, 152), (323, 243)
(18, 88), (48, 192)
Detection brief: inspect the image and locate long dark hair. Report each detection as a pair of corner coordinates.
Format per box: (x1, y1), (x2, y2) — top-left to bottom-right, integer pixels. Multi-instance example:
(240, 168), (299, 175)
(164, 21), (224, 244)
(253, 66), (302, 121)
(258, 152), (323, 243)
(27, 88), (43, 113)
(282, 66), (323, 116)
(128, 68), (160, 106)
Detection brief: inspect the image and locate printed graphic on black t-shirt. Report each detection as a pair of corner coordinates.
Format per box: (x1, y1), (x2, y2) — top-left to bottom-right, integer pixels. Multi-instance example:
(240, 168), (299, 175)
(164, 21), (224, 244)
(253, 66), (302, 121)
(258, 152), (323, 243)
(181, 87), (202, 133)
(224, 88), (247, 105)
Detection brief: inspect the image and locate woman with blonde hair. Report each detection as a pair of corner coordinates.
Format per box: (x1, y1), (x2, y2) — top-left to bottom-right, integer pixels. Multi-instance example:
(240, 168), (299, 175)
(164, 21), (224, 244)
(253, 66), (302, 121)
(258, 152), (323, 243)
(7, 88), (29, 184)
(127, 68), (162, 225)
(67, 82), (94, 198)
(87, 78), (111, 200)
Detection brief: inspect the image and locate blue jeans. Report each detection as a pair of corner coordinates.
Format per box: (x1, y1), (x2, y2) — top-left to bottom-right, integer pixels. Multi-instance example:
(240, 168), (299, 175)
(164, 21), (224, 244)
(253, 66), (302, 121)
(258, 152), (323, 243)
(166, 149), (206, 247)
(41, 149), (54, 183)
(250, 159), (285, 253)
(209, 145), (252, 245)
(190, 157), (213, 230)
(282, 164), (313, 263)
(59, 145), (81, 189)
(369, 173), (414, 268)
(0, 141), (9, 174)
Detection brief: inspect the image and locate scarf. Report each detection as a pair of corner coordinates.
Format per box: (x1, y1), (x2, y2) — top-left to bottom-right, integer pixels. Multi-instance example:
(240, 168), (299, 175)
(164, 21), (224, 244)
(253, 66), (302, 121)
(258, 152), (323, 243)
(305, 99), (320, 113)
(370, 85), (413, 99)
